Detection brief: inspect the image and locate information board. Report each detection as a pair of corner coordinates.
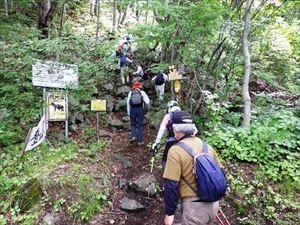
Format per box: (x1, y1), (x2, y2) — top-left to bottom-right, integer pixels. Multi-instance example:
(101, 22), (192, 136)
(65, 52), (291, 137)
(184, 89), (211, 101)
(48, 93), (67, 121)
(32, 60), (78, 89)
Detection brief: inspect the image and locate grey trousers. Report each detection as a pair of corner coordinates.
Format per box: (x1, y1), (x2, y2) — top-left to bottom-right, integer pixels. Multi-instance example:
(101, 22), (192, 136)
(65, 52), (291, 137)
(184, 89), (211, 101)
(181, 197), (219, 225)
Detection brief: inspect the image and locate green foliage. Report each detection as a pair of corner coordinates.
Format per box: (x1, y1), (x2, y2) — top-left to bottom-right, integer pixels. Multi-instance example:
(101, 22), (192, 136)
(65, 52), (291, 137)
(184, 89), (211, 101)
(207, 110), (300, 182)
(227, 171), (299, 224)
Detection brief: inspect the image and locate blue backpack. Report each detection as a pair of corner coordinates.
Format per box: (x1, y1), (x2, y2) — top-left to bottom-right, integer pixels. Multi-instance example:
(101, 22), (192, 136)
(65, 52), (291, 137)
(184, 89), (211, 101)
(177, 140), (227, 202)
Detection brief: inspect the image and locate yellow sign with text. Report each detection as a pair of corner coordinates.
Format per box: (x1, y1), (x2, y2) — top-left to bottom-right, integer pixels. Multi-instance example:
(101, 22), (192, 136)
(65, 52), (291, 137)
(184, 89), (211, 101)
(91, 100), (106, 111)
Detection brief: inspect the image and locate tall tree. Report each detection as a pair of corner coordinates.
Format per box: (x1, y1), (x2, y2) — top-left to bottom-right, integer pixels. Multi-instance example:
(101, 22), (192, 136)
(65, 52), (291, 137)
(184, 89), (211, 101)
(113, 0), (117, 27)
(242, 0), (253, 127)
(4, 0), (8, 15)
(96, 0), (101, 40)
(58, 0), (66, 37)
(37, 0), (58, 39)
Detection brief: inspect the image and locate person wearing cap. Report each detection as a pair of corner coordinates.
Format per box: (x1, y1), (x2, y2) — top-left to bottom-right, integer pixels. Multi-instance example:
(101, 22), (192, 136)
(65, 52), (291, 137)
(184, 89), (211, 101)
(127, 81), (150, 146)
(152, 70), (168, 102)
(163, 111), (222, 225)
(151, 100), (181, 169)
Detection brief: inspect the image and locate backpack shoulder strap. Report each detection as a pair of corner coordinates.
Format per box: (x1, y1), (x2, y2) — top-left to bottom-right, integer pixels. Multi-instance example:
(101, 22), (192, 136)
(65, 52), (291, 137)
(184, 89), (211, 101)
(177, 141), (197, 157)
(177, 141), (198, 195)
(202, 141), (208, 154)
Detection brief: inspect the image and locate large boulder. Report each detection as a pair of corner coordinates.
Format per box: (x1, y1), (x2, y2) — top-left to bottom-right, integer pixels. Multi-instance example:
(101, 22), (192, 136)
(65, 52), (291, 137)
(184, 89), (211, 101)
(115, 98), (128, 111)
(116, 86), (131, 98)
(129, 173), (158, 196)
(109, 117), (123, 128)
(119, 197), (146, 212)
(149, 109), (165, 129)
(104, 95), (115, 113)
(74, 112), (84, 124)
(103, 83), (114, 92)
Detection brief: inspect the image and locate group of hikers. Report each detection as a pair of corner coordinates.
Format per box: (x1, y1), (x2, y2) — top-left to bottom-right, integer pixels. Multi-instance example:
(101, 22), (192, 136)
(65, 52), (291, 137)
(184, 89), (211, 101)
(114, 34), (226, 225)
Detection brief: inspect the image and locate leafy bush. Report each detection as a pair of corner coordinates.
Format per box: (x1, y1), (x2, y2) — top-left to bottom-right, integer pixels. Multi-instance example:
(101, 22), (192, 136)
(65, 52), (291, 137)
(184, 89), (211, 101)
(207, 110), (300, 182)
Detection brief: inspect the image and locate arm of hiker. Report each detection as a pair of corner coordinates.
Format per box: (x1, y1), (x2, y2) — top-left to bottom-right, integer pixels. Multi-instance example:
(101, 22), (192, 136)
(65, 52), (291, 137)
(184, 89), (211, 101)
(152, 114), (169, 148)
(141, 91), (150, 107)
(163, 148), (181, 221)
(163, 178), (179, 217)
(127, 92), (131, 115)
(163, 73), (169, 82)
(151, 75), (157, 82)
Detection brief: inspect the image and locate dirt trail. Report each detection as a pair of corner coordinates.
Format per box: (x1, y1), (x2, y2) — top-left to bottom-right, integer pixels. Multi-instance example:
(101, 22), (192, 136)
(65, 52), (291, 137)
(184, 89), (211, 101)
(89, 122), (179, 225)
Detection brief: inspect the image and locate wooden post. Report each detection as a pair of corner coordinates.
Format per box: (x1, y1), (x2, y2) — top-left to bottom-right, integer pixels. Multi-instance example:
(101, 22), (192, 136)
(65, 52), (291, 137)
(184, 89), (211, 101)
(96, 112), (100, 142)
(20, 128), (32, 160)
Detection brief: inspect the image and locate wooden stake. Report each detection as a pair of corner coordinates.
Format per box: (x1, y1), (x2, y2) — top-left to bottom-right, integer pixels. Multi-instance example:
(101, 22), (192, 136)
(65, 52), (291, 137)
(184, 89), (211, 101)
(20, 128), (32, 160)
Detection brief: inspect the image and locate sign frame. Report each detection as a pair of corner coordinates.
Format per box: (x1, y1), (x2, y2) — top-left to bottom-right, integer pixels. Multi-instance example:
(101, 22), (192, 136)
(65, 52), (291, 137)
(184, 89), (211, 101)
(47, 92), (67, 121)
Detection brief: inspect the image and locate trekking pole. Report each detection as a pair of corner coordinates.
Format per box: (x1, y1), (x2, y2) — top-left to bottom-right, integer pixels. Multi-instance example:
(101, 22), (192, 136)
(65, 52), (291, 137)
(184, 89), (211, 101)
(219, 208), (231, 225)
(150, 147), (157, 174)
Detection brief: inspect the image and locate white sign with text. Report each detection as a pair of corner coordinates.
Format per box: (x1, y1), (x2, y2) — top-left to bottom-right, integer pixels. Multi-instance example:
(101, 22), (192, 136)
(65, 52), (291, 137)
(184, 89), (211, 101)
(25, 115), (46, 151)
(32, 60), (78, 89)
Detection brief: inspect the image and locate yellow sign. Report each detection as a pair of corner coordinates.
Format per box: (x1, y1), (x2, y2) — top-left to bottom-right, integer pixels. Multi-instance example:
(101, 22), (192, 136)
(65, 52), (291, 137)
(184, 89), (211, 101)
(168, 65), (182, 81)
(174, 80), (181, 93)
(48, 93), (66, 121)
(91, 100), (106, 111)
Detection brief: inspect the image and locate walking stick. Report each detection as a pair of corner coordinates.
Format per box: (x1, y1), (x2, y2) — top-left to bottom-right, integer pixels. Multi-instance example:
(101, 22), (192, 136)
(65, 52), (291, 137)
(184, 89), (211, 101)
(150, 147), (157, 174)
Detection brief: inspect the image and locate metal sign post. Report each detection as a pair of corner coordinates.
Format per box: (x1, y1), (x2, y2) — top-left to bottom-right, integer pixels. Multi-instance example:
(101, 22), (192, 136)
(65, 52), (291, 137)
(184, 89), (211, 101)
(65, 93), (68, 139)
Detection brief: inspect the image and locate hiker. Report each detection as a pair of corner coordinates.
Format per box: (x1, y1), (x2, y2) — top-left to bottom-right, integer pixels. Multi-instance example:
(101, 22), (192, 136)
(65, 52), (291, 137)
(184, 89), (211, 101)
(132, 64), (144, 82)
(163, 111), (223, 225)
(152, 70), (168, 102)
(127, 81), (150, 146)
(118, 51), (133, 84)
(151, 100), (181, 169)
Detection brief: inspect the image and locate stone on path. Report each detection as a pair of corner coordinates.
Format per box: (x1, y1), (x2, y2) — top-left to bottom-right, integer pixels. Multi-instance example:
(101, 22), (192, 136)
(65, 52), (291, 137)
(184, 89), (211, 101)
(119, 197), (146, 212)
(129, 173), (158, 196)
(112, 153), (133, 168)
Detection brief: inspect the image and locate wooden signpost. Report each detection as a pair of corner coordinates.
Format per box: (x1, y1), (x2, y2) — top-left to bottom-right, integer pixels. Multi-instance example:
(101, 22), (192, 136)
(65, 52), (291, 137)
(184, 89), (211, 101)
(91, 99), (107, 141)
(168, 65), (183, 100)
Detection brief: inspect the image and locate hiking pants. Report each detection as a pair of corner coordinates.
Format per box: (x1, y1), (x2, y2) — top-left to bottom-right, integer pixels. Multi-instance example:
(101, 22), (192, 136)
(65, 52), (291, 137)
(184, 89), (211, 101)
(120, 67), (129, 84)
(129, 107), (144, 143)
(181, 197), (219, 225)
(155, 83), (165, 101)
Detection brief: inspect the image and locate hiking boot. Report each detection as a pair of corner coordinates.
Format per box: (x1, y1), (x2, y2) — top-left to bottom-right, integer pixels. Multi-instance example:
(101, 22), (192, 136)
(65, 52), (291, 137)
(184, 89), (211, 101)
(137, 142), (143, 146)
(129, 137), (136, 143)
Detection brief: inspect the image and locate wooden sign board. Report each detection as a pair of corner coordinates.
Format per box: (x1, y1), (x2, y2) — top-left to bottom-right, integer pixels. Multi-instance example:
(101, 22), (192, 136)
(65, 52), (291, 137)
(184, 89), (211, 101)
(168, 65), (182, 81)
(32, 60), (78, 89)
(91, 100), (106, 111)
(48, 93), (67, 121)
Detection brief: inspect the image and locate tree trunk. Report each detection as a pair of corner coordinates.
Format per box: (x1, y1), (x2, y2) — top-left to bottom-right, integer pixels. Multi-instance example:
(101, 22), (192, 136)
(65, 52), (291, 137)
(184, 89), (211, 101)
(145, 0), (149, 24)
(242, 0), (253, 127)
(96, 0), (101, 40)
(136, 0), (139, 23)
(120, 3), (129, 25)
(90, 0), (93, 16)
(4, 0), (8, 16)
(58, 1), (66, 37)
(112, 0), (117, 27)
(37, 0), (58, 39)
(94, 0), (98, 15)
